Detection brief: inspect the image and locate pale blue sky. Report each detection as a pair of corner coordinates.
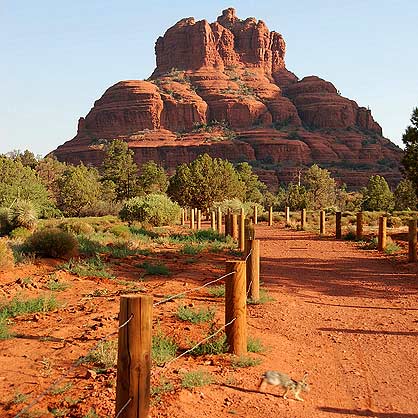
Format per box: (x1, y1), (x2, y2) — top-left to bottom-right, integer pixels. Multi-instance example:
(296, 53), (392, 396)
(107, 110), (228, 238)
(1, 0), (417, 156)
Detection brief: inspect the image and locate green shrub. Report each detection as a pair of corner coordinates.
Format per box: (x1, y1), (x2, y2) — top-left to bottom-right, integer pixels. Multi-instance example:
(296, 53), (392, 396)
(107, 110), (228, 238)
(181, 370), (213, 388)
(207, 285), (225, 297)
(247, 288), (274, 305)
(9, 227), (32, 240)
(109, 225), (131, 238)
(76, 235), (107, 256)
(0, 239), (14, 269)
(82, 340), (117, 369)
(191, 331), (228, 355)
(24, 228), (78, 258)
(180, 244), (204, 255)
(0, 208), (12, 235)
(120, 194), (180, 226)
(247, 337), (265, 353)
(231, 355), (261, 368)
(177, 306), (215, 324)
(60, 256), (114, 279)
(9, 199), (37, 230)
(0, 294), (59, 319)
(152, 331), (178, 365)
(59, 220), (95, 235)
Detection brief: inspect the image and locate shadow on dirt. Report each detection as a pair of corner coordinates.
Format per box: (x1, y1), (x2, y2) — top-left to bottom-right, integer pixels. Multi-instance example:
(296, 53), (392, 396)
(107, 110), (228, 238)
(318, 327), (418, 337)
(318, 406), (418, 417)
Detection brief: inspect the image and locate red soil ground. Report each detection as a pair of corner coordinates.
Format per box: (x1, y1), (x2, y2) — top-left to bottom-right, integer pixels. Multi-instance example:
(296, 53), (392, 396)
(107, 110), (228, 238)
(1, 223), (417, 418)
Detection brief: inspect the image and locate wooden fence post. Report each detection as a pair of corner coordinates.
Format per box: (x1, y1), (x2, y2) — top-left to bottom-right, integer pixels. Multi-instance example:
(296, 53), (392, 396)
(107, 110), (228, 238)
(253, 205), (258, 225)
(232, 214), (238, 240)
(190, 208), (195, 230)
(319, 210), (326, 235)
(378, 216), (387, 251)
(225, 209), (231, 237)
(115, 295), (152, 418)
(245, 239), (260, 302)
(238, 208), (245, 252)
(225, 261), (247, 356)
(408, 219), (417, 262)
(356, 212), (363, 240)
(217, 207), (222, 234)
(197, 209), (201, 230)
(268, 206), (273, 226)
(285, 206), (290, 224)
(211, 211), (216, 230)
(336, 211), (342, 239)
(301, 209), (306, 229)
(181, 209), (185, 226)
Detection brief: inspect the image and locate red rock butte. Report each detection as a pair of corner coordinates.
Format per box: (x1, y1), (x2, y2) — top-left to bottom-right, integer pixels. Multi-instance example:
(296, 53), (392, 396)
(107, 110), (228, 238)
(52, 7), (402, 189)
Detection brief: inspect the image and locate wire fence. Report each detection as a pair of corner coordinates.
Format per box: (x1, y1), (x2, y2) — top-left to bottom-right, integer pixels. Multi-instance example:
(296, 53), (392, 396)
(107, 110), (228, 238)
(14, 315), (134, 418)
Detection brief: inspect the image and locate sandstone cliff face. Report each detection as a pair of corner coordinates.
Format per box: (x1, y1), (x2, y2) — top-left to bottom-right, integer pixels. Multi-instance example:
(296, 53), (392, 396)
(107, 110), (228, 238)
(52, 8), (402, 189)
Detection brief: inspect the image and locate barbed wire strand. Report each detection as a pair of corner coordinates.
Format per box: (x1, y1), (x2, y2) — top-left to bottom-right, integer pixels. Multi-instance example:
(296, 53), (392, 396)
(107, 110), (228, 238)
(115, 397), (132, 418)
(153, 270), (236, 307)
(161, 317), (237, 368)
(244, 248), (252, 262)
(14, 314), (134, 418)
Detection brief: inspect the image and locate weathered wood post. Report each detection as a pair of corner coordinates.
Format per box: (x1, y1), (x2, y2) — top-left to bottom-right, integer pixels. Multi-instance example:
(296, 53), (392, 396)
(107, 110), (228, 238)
(408, 219), (417, 262)
(225, 209), (231, 236)
(181, 209), (185, 226)
(268, 206), (273, 226)
(253, 205), (258, 225)
(336, 211), (342, 239)
(301, 208), (307, 229)
(356, 212), (363, 240)
(378, 216), (387, 251)
(319, 210), (326, 235)
(245, 239), (260, 302)
(238, 208), (245, 252)
(210, 211), (216, 230)
(190, 208), (195, 230)
(232, 213), (238, 240)
(217, 207), (222, 234)
(225, 261), (247, 356)
(197, 209), (202, 230)
(115, 295), (152, 418)
(285, 206), (290, 224)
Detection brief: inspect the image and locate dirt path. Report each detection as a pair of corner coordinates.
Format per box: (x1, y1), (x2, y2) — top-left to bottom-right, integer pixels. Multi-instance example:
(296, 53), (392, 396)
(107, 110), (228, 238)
(1, 224), (417, 418)
(161, 225), (418, 418)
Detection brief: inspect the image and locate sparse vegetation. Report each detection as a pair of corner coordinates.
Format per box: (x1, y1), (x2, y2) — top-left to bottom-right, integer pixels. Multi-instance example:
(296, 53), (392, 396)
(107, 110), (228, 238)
(152, 330), (178, 365)
(138, 261), (170, 276)
(247, 337), (265, 353)
(181, 370), (213, 388)
(60, 256), (114, 279)
(177, 306), (215, 324)
(207, 285), (225, 297)
(231, 355), (261, 368)
(81, 340), (117, 369)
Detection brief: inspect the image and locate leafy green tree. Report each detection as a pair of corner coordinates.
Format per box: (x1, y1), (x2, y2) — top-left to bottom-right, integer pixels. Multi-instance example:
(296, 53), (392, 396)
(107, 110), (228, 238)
(401, 107), (418, 190)
(235, 162), (266, 203)
(285, 183), (307, 210)
(101, 140), (139, 201)
(303, 164), (336, 209)
(361, 175), (394, 211)
(0, 156), (51, 212)
(56, 164), (101, 216)
(36, 156), (67, 202)
(167, 154), (245, 210)
(7, 149), (39, 169)
(138, 161), (168, 194)
(394, 179), (417, 210)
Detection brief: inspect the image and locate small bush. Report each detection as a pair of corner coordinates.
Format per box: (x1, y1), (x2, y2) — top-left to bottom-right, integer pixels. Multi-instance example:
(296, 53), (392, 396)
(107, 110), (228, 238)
(231, 355), (261, 368)
(0, 208), (12, 235)
(181, 370), (213, 388)
(24, 228), (78, 258)
(0, 239), (14, 270)
(46, 278), (69, 292)
(180, 244), (204, 255)
(151, 378), (174, 398)
(60, 256), (114, 279)
(343, 227), (357, 241)
(152, 331), (178, 365)
(247, 288), (274, 305)
(0, 295), (59, 319)
(0, 318), (11, 339)
(384, 239), (401, 254)
(177, 306), (215, 324)
(138, 262), (170, 276)
(109, 225), (131, 239)
(247, 337), (265, 353)
(9, 199), (37, 230)
(361, 236), (378, 250)
(207, 285), (225, 297)
(9, 227), (32, 240)
(82, 340), (117, 369)
(59, 220), (95, 235)
(191, 331), (228, 355)
(77, 235), (107, 256)
(120, 194), (180, 226)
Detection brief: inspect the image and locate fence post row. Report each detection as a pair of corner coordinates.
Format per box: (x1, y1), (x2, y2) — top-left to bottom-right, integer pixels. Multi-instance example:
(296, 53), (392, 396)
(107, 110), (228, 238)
(197, 209), (202, 230)
(225, 261), (247, 356)
(335, 211), (342, 239)
(190, 208), (195, 230)
(238, 208), (245, 252)
(268, 206), (273, 226)
(285, 206), (290, 224)
(217, 207), (222, 234)
(245, 239), (260, 302)
(253, 205), (258, 225)
(301, 208), (306, 229)
(116, 295), (152, 418)
(319, 210), (326, 235)
(211, 210), (216, 230)
(408, 219), (418, 262)
(378, 216), (387, 251)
